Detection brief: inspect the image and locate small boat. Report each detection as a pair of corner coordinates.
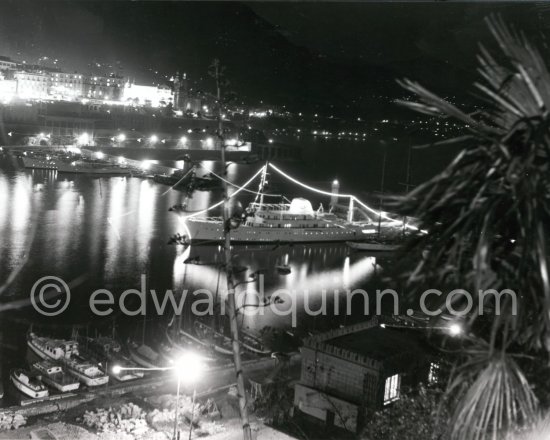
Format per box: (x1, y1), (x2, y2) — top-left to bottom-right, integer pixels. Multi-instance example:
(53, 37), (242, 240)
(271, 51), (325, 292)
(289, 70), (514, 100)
(64, 356), (109, 387)
(346, 241), (400, 252)
(27, 332), (79, 361)
(126, 339), (163, 368)
(32, 361), (80, 392)
(10, 369), (49, 399)
(193, 321), (271, 356)
(79, 336), (142, 382)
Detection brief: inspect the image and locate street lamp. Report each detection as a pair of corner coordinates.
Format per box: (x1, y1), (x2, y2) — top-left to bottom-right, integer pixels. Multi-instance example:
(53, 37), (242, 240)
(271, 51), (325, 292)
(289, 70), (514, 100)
(112, 351), (205, 440)
(172, 352), (204, 440)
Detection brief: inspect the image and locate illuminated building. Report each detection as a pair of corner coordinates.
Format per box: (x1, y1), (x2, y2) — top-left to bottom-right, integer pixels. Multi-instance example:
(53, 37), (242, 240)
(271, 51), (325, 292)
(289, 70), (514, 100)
(0, 73), (16, 102)
(50, 72), (84, 100)
(122, 81), (173, 107)
(14, 71), (50, 99)
(0, 56), (18, 71)
(84, 74), (124, 101)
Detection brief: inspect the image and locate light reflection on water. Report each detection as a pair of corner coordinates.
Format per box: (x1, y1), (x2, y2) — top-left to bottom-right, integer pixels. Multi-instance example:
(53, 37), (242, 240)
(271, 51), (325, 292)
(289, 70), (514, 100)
(0, 161), (392, 365)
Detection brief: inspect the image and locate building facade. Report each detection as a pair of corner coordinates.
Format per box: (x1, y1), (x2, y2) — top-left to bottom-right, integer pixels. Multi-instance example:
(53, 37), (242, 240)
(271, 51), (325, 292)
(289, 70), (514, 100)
(293, 319), (431, 433)
(84, 75), (124, 101)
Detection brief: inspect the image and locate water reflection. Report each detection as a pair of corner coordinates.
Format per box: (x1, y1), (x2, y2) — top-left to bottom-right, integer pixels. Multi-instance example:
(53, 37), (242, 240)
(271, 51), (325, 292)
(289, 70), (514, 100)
(0, 164), (391, 368)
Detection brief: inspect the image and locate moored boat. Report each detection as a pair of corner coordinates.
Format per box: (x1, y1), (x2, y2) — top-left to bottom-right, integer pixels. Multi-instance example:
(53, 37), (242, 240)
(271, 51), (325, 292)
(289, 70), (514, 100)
(27, 332), (79, 361)
(64, 356), (109, 387)
(126, 339), (163, 368)
(32, 361), (80, 392)
(192, 321), (271, 356)
(346, 240), (400, 252)
(79, 336), (143, 382)
(21, 155), (130, 175)
(185, 197), (373, 243)
(10, 369), (49, 399)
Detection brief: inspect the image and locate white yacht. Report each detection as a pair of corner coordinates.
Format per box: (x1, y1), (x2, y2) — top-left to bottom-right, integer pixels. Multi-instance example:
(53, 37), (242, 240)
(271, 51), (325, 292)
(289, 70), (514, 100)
(185, 198), (373, 243)
(32, 361), (80, 392)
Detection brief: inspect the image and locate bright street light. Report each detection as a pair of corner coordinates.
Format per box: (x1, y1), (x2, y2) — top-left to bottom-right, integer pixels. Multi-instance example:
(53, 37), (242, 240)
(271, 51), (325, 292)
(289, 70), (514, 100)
(180, 136), (188, 144)
(117, 133), (126, 142)
(150, 134), (158, 143)
(449, 323), (463, 337)
(112, 351), (205, 440)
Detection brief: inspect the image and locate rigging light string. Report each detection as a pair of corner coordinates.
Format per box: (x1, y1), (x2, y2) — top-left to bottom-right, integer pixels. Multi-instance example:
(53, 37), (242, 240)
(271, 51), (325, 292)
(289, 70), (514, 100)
(267, 162), (419, 231)
(178, 165), (267, 240)
(197, 163), (283, 198)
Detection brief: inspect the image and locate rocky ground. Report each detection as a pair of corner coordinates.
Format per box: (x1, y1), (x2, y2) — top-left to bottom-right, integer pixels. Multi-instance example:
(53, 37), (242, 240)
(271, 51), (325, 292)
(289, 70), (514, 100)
(0, 390), (296, 440)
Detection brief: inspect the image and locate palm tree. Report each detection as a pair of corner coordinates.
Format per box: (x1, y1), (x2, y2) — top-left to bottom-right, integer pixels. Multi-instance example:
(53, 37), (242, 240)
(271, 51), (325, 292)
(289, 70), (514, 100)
(394, 15), (550, 440)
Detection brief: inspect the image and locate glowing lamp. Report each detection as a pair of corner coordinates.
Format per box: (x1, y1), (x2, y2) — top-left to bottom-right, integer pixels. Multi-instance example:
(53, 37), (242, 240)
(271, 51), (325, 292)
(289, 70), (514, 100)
(117, 133), (126, 142)
(173, 352), (204, 383)
(449, 323), (463, 337)
(150, 135), (158, 143)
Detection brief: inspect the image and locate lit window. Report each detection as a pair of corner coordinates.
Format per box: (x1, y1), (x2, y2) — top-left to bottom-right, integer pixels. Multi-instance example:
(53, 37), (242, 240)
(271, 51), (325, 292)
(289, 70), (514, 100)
(384, 374), (401, 405)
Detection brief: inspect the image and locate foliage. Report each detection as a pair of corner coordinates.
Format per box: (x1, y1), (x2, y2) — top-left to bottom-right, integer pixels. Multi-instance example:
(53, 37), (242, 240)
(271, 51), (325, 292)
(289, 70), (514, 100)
(360, 385), (448, 440)
(393, 14), (550, 439)
(249, 382), (295, 426)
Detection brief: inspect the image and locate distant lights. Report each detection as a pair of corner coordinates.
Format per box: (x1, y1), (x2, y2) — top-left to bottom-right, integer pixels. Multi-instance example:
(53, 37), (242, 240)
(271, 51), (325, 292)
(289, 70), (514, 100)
(118, 156), (126, 164)
(226, 138), (238, 146)
(141, 160), (151, 170)
(95, 151), (104, 160)
(117, 133), (126, 142)
(180, 136), (188, 144)
(149, 135), (158, 143)
(205, 137), (214, 148)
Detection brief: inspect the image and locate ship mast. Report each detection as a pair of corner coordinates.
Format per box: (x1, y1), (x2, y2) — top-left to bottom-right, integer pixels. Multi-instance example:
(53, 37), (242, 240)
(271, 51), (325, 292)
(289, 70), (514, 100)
(259, 162), (268, 208)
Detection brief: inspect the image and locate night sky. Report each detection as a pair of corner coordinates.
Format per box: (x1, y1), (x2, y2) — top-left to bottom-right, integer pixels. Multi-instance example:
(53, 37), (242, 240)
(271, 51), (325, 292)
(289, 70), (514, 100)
(1, 1), (549, 118)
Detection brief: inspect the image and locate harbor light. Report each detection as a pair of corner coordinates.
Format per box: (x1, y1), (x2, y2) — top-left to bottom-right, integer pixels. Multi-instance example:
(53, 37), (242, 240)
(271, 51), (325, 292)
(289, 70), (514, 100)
(95, 151), (104, 159)
(149, 134), (158, 143)
(141, 160), (151, 170)
(117, 133), (126, 142)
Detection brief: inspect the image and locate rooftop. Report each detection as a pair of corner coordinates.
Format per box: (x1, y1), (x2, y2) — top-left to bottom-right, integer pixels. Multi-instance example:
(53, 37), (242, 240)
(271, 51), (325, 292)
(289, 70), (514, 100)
(327, 326), (424, 361)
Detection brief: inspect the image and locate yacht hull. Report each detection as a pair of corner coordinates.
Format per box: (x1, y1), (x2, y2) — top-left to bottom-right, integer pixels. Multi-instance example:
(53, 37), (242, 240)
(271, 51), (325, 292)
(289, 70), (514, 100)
(185, 218), (370, 243)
